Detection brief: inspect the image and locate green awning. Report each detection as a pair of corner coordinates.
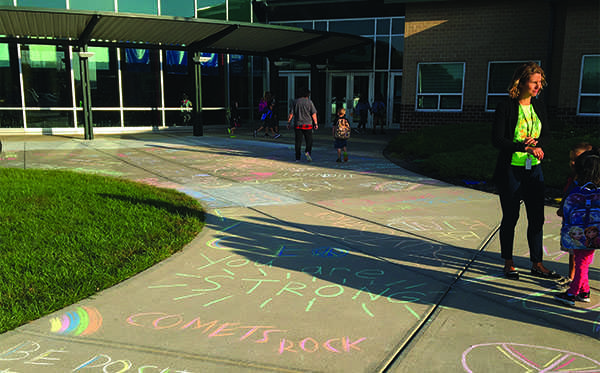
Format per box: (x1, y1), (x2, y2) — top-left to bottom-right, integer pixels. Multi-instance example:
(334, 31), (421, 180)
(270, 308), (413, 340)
(0, 6), (371, 62)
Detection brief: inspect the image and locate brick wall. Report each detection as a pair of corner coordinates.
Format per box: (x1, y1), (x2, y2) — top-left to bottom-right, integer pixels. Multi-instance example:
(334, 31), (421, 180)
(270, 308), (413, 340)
(554, 2), (600, 112)
(400, 0), (599, 131)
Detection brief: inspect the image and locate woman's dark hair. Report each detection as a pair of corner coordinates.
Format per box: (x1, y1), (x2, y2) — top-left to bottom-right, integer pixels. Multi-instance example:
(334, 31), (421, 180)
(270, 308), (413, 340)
(575, 149), (600, 185)
(508, 61), (547, 99)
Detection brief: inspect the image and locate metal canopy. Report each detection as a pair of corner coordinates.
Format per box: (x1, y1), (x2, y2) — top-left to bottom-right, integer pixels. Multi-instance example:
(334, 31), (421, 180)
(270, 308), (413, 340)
(0, 7), (371, 62)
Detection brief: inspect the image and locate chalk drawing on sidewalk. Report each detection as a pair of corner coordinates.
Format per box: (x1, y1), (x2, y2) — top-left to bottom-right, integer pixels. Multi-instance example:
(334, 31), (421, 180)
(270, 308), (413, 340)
(148, 250), (430, 320)
(462, 343), (600, 372)
(124, 312), (367, 355)
(49, 306), (102, 336)
(0, 340), (192, 372)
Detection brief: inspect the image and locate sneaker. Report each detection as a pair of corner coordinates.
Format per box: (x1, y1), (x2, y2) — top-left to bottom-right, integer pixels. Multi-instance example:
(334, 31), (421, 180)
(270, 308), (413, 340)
(343, 151), (348, 162)
(274, 134), (281, 139)
(253, 130), (257, 138)
(305, 152), (312, 162)
(554, 292), (576, 306)
(575, 292), (591, 303)
(336, 158), (341, 162)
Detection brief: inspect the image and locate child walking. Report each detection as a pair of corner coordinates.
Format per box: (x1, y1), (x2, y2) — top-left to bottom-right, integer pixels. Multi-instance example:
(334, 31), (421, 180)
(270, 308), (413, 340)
(555, 150), (600, 306)
(227, 100), (241, 136)
(332, 107), (350, 162)
(557, 142), (594, 284)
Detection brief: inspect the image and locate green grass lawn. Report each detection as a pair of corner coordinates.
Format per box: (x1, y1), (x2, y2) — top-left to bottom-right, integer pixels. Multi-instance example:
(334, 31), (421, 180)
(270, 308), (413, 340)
(385, 122), (600, 199)
(0, 168), (204, 333)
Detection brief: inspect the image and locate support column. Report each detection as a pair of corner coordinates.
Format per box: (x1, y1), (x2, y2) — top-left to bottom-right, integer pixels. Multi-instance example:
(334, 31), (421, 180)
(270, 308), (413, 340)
(193, 52), (203, 136)
(78, 47), (94, 140)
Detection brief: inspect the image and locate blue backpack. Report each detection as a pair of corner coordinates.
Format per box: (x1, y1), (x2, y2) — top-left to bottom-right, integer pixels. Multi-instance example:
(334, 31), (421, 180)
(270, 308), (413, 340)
(561, 182), (600, 250)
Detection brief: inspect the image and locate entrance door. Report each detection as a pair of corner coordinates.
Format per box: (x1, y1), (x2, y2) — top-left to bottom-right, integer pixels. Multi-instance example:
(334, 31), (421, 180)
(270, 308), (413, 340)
(328, 73), (371, 127)
(390, 72), (402, 129)
(278, 73), (310, 123)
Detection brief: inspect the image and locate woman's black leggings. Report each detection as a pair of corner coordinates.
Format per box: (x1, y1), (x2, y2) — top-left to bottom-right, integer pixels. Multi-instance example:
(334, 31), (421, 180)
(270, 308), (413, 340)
(498, 164), (545, 263)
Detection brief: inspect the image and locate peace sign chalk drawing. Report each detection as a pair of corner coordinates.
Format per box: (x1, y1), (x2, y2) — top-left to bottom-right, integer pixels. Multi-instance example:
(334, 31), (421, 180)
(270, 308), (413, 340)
(462, 343), (600, 373)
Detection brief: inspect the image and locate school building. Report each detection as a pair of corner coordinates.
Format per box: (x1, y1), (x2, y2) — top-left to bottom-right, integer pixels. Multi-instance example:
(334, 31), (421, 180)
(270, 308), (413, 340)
(0, 0), (597, 137)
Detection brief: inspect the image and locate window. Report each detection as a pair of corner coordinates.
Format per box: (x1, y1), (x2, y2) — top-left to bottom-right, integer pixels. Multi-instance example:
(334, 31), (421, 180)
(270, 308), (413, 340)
(118, 0), (157, 14)
(18, 0), (65, 8)
(70, 0), (114, 11)
(160, 0), (194, 17)
(486, 61), (540, 111)
(578, 55), (600, 115)
(416, 62), (464, 111)
(329, 20), (374, 36)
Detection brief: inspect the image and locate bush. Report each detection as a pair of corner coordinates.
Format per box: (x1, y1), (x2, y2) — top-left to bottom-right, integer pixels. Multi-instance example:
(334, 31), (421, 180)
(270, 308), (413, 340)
(386, 122), (600, 195)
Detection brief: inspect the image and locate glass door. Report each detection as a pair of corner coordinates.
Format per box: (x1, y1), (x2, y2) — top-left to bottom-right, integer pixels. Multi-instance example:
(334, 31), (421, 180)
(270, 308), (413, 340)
(278, 72), (310, 124)
(328, 72), (372, 127)
(390, 72), (402, 129)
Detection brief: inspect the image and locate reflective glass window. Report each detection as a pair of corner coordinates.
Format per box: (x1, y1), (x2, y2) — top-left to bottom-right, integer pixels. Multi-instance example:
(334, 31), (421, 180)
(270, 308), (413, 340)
(26, 110), (73, 128)
(70, 0), (114, 11)
(315, 21), (327, 31)
(202, 53), (224, 108)
(160, 0), (194, 17)
(329, 20), (374, 36)
(486, 61), (538, 111)
(376, 19), (390, 35)
(73, 47), (120, 107)
(163, 50), (193, 123)
(196, 0), (226, 20)
(375, 36), (389, 70)
(417, 62), (464, 111)
(0, 43), (21, 108)
(124, 110), (160, 127)
(21, 44), (72, 108)
(0, 111), (23, 128)
(121, 48), (160, 108)
(118, 0), (157, 14)
(286, 22), (312, 30)
(328, 43), (372, 70)
(79, 110), (120, 127)
(390, 36), (403, 69)
(227, 0), (251, 22)
(392, 18), (405, 34)
(579, 55), (600, 115)
(18, 0), (65, 8)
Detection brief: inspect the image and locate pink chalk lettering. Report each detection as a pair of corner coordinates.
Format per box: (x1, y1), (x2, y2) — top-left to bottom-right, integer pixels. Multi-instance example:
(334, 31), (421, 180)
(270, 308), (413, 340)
(208, 323), (241, 337)
(300, 338), (319, 353)
(343, 337), (367, 352)
(256, 329), (287, 343)
(278, 339), (296, 354)
(324, 339), (341, 353)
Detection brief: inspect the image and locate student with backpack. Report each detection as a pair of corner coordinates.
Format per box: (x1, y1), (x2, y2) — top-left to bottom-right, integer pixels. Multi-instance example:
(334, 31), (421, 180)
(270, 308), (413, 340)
(556, 142), (594, 284)
(554, 150), (600, 306)
(332, 107), (350, 162)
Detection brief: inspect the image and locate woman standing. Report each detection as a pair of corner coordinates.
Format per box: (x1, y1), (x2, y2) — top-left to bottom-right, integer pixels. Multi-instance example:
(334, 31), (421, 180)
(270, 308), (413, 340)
(492, 61), (561, 280)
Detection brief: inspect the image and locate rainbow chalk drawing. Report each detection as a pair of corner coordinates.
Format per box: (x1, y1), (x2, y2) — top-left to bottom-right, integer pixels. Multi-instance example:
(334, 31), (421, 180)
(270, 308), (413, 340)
(50, 306), (102, 336)
(462, 343), (600, 372)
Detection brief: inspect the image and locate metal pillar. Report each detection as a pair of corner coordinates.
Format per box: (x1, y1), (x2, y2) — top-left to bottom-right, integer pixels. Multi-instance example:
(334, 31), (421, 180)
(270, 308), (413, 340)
(78, 47), (94, 140)
(193, 52), (204, 136)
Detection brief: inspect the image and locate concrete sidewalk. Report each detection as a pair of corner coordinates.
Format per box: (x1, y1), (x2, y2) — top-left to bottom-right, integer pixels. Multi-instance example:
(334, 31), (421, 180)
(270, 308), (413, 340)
(0, 127), (598, 372)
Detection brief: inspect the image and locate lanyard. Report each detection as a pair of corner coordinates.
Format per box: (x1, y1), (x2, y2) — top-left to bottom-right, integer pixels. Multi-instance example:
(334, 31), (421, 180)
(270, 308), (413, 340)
(520, 104), (536, 138)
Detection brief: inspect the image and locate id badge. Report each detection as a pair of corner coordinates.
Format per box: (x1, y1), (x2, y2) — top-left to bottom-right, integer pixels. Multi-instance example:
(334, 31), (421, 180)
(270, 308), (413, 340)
(525, 157), (532, 170)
